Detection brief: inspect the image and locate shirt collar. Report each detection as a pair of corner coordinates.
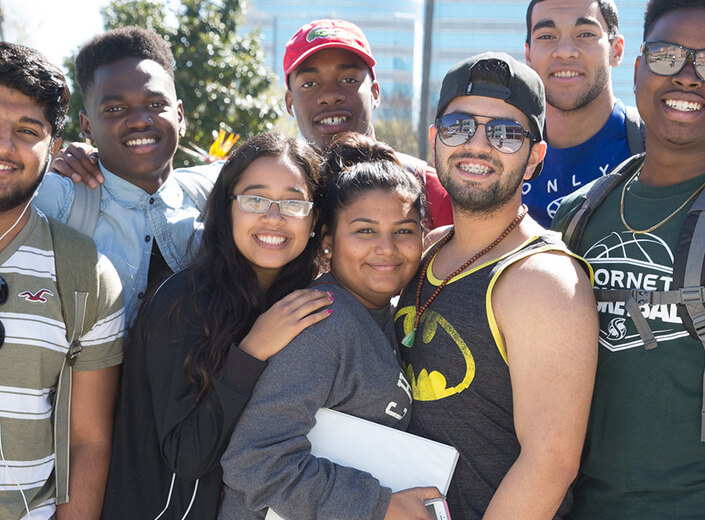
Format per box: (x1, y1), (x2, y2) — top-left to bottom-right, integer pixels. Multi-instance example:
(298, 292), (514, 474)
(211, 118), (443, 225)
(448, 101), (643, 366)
(99, 161), (184, 209)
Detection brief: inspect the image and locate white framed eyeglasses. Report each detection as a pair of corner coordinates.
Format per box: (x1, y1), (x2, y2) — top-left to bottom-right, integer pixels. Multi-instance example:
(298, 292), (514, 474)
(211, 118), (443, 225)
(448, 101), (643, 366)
(229, 195), (314, 218)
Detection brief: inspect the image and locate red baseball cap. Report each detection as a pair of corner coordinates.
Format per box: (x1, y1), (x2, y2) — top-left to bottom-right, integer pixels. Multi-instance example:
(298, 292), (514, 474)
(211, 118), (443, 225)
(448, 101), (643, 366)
(283, 19), (376, 88)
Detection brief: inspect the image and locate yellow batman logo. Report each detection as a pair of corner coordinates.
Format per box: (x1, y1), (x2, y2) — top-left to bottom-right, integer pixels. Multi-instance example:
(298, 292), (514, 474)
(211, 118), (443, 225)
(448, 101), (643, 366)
(396, 306), (475, 401)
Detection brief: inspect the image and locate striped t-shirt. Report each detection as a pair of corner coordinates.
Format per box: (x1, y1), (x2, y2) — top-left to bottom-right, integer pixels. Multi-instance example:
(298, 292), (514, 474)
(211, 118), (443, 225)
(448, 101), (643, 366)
(0, 208), (125, 520)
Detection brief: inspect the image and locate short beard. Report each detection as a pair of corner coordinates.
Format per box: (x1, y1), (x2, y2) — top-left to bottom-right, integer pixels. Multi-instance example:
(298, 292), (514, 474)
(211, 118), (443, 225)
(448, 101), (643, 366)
(547, 64), (610, 112)
(0, 156), (48, 212)
(437, 152), (527, 215)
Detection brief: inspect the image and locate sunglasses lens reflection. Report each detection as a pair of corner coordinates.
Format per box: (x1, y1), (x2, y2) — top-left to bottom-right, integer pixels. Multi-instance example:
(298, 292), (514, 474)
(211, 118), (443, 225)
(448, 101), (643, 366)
(646, 42), (705, 80)
(438, 115), (527, 153)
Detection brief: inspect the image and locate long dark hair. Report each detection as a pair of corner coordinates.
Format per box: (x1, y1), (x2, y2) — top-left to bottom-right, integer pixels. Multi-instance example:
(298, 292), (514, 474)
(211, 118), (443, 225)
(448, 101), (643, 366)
(184, 133), (323, 402)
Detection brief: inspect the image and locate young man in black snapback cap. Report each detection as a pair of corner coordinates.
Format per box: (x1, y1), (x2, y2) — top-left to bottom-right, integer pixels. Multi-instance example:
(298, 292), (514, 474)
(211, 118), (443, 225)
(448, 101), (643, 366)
(394, 52), (598, 519)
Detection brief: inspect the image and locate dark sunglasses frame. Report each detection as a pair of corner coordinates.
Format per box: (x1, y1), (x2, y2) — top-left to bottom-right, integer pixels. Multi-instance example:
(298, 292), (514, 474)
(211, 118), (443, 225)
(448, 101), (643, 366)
(641, 41), (705, 82)
(435, 113), (536, 154)
(0, 275), (7, 349)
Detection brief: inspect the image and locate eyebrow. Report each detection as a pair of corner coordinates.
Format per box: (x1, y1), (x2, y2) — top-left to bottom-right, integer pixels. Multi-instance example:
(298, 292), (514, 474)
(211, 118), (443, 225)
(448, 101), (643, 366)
(532, 15), (602, 34)
(294, 62), (363, 76)
(19, 116), (48, 130)
(240, 185), (306, 195)
(349, 217), (419, 226)
(97, 89), (168, 105)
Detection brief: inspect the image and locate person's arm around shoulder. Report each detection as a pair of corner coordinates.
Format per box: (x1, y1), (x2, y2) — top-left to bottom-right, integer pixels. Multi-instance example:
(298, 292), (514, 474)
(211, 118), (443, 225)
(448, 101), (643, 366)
(484, 251), (598, 519)
(33, 171), (78, 223)
(57, 254), (125, 519)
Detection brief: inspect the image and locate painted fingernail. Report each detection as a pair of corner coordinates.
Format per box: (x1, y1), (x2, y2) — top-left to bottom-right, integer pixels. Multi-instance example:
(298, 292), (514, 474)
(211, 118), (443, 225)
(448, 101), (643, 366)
(326, 309), (332, 315)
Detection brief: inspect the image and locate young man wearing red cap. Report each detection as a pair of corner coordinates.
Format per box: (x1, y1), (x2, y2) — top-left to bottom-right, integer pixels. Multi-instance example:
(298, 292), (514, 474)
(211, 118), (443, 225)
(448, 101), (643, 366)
(283, 19), (453, 229)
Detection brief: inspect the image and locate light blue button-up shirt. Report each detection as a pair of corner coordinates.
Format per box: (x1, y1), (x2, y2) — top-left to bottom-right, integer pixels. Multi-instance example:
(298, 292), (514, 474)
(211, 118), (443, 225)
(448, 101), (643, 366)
(33, 163), (219, 324)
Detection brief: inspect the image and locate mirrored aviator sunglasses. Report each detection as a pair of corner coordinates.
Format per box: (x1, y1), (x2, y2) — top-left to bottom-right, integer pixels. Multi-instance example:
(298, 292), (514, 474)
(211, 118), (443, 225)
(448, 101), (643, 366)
(0, 275), (7, 348)
(642, 41), (705, 82)
(436, 113), (536, 153)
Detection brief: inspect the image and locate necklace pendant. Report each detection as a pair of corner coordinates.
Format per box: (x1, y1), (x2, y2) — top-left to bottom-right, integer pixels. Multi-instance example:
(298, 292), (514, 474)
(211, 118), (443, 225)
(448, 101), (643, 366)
(402, 328), (416, 348)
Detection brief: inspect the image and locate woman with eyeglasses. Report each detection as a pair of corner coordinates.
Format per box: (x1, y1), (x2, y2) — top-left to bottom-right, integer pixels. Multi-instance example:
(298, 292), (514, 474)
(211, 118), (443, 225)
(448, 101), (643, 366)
(101, 134), (333, 520)
(219, 133), (442, 520)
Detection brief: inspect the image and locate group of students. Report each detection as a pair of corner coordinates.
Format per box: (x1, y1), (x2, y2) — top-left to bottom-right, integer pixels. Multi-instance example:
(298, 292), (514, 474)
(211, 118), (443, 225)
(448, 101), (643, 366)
(2, 0), (705, 518)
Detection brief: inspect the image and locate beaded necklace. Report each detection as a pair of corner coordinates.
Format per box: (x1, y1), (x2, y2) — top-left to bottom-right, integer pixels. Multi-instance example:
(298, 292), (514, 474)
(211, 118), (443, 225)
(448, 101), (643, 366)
(401, 204), (528, 348)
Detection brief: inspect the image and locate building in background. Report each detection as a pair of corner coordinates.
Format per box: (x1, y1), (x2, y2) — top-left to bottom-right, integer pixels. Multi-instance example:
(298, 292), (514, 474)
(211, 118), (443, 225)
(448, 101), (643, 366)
(241, 0), (425, 122)
(243, 0), (647, 143)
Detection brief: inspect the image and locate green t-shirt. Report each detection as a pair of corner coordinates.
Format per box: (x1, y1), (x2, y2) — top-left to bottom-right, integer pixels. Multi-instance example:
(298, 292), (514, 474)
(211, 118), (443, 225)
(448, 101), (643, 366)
(554, 170), (705, 519)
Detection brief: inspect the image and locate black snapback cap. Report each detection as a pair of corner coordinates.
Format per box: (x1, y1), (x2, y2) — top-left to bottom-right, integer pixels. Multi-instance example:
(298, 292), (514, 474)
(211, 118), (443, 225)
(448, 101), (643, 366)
(435, 52), (546, 179)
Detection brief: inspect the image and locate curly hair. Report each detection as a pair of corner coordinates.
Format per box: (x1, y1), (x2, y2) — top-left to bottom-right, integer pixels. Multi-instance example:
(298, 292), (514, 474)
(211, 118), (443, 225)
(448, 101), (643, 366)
(526, 0), (620, 44)
(320, 132), (424, 234)
(0, 42), (70, 140)
(75, 26), (175, 95)
(180, 133), (323, 403)
(644, 0), (704, 39)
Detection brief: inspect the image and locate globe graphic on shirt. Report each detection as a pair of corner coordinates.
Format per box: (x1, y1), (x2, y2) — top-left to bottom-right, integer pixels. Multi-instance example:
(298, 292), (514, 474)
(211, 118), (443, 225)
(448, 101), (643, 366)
(584, 231), (674, 266)
(583, 231), (687, 351)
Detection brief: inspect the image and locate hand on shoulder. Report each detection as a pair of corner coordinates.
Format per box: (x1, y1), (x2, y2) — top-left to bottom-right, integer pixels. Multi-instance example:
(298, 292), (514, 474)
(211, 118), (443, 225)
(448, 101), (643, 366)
(239, 288), (333, 361)
(51, 142), (103, 188)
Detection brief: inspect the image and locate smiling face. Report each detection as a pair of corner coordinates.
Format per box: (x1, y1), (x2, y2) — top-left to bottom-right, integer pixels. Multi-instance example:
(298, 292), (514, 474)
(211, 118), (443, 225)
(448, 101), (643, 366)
(433, 95), (546, 215)
(80, 58), (184, 193)
(0, 85), (60, 212)
(635, 8), (705, 149)
(526, 0), (622, 112)
(323, 188), (422, 310)
(230, 155), (315, 289)
(285, 48), (380, 149)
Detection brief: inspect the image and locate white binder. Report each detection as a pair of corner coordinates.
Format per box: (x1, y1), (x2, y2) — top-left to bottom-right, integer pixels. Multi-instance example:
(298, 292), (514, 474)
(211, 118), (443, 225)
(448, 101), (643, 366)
(265, 408), (459, 520)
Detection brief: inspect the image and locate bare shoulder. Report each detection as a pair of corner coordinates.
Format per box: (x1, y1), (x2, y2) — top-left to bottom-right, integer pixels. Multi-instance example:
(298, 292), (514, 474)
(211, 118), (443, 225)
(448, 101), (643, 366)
(492, 249), (597, 342)
(496, 249), (592, 303)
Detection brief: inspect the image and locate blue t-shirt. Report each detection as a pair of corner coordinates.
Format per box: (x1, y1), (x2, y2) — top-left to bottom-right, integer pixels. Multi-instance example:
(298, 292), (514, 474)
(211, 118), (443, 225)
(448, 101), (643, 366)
(523, 100), (632, 227)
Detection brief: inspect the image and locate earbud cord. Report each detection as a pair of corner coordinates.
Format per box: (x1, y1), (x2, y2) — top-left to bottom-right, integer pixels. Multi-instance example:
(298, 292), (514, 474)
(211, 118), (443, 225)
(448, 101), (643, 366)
(0, 198), (33, 245)
(0, 422), (32, 519)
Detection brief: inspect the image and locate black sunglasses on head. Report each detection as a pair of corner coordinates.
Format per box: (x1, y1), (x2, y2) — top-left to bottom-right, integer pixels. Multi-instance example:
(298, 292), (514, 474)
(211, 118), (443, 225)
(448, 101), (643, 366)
(0, 275), (7, 349)
(641, 41), (705, 82)
(435, 113), (536, 154)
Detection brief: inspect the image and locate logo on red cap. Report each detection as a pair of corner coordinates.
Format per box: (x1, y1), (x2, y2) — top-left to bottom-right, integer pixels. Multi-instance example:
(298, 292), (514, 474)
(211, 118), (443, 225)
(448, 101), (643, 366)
(283, 19), (376, 88)
(306, 26), (344, 43)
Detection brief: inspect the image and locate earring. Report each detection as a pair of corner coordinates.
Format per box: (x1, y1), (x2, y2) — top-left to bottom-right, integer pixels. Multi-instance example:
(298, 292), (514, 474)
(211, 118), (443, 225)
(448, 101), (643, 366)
(633, 84), (637, 92)
(323, 248), (331, 255)
(310, 231), (315, 238)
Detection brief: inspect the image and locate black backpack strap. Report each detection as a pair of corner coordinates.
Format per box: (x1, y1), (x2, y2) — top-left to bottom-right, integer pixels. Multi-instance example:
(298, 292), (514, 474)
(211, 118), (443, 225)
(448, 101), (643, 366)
(562, 154), (645, 251)
(624, 105), (646, 156)
(671, 189), (705, 441)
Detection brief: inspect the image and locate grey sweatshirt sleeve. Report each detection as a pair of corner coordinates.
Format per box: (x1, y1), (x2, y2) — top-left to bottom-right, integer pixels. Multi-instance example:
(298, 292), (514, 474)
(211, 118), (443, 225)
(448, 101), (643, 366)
(219, 325), (392, 520)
